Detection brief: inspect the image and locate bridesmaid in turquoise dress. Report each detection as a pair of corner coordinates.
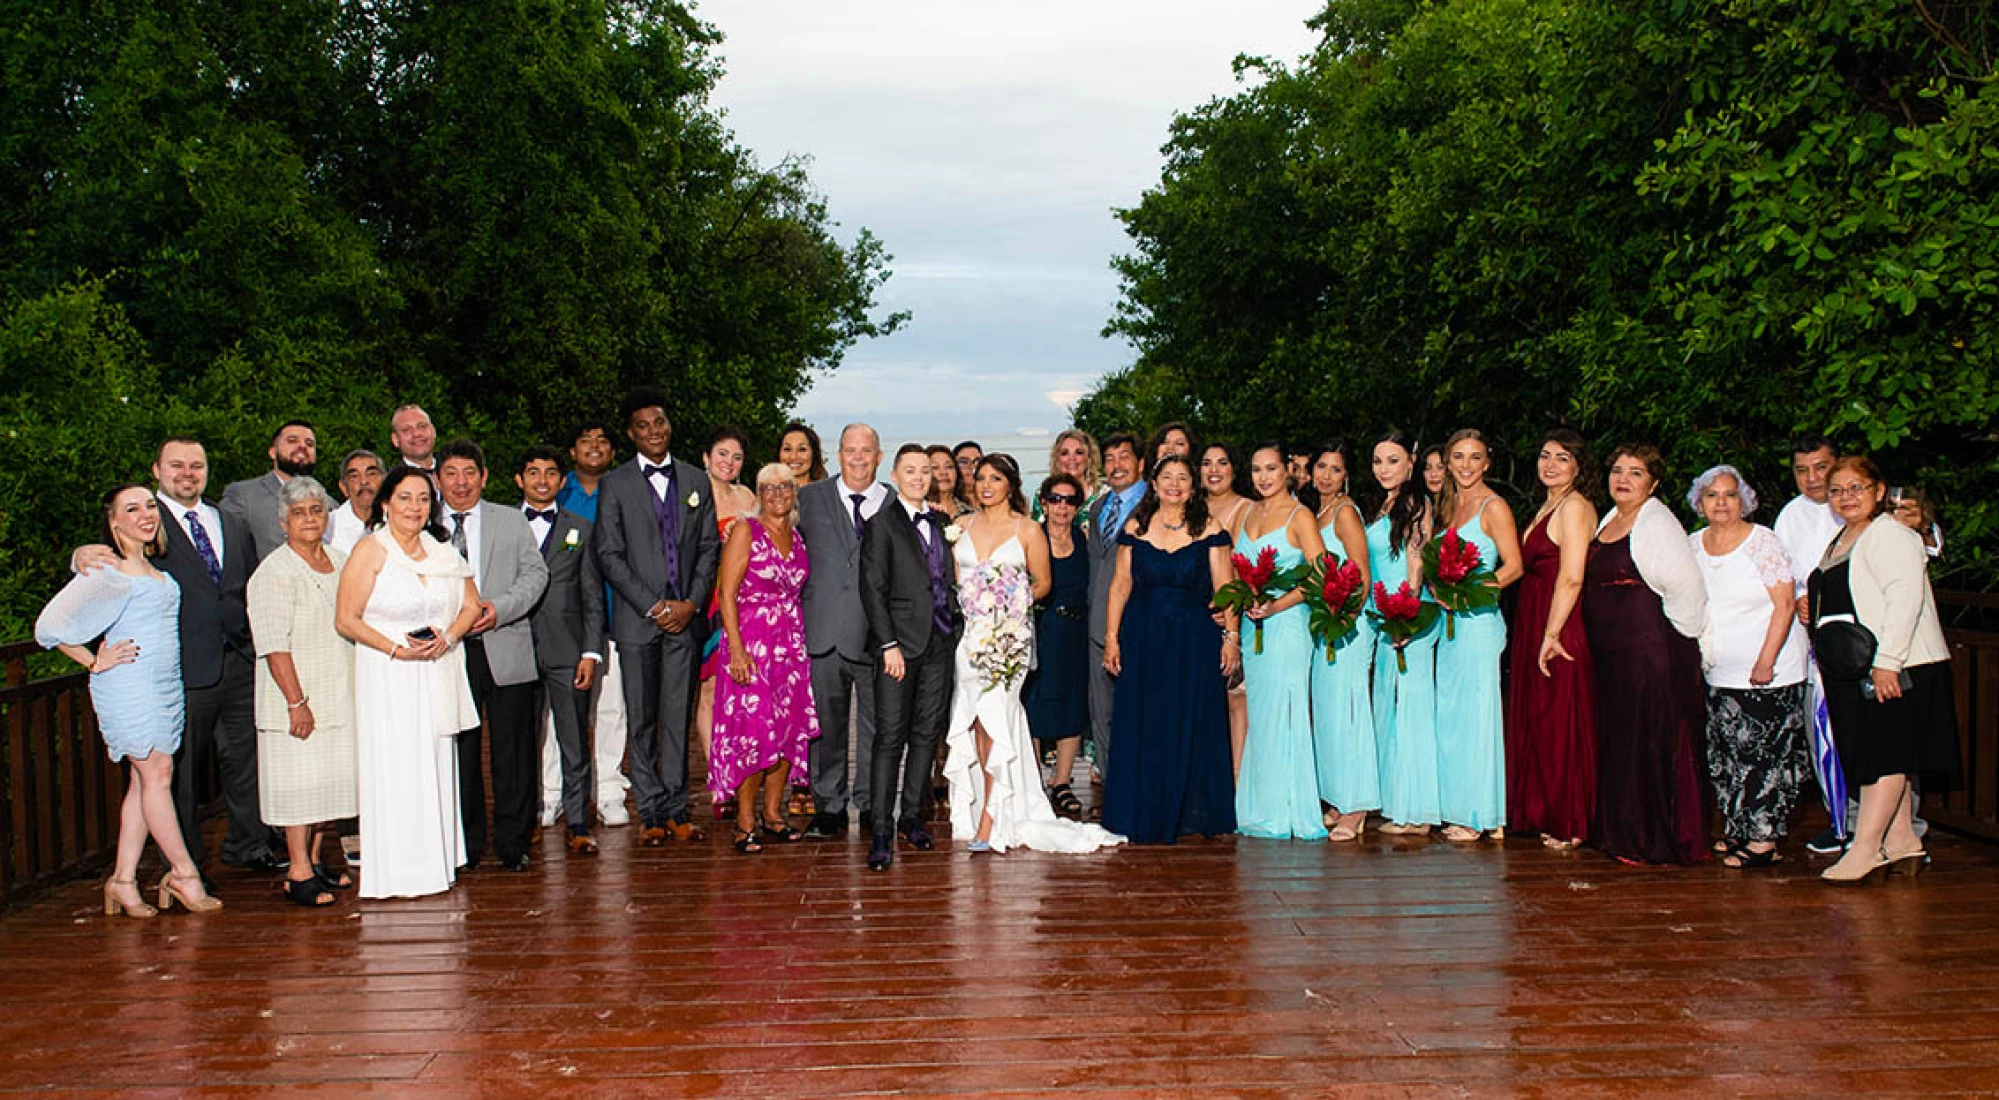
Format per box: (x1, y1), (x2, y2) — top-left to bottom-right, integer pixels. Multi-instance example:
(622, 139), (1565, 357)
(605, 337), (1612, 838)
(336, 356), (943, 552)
(1432, 429), (1523, 841)
(1367, 432), (1442, 835)
(1233, 443), (1328, 841)
(1306, 440), (1377, 841)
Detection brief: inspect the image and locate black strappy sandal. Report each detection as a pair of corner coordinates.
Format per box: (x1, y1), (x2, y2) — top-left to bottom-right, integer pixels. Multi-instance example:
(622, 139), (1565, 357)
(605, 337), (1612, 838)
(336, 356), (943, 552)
(312, 863), (354, 890)
(1721, 845), (1783, 869)
(733, 829), (764, 854)
(1048, 782), (1083, 820)
(282, 877), (336, 907)
(759, 817), (803, 843)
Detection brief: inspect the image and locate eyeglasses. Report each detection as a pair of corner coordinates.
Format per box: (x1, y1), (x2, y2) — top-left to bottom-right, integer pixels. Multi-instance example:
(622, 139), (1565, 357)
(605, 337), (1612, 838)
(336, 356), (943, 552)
(1826, 483), (1873, 499)
(1043, 493), (1081, 506)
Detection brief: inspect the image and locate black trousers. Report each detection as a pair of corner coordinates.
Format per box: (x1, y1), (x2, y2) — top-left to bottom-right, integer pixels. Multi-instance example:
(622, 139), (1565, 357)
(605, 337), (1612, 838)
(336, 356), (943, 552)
(175, 650), (270, 866)
(869, 629), (956, 837)
(459, 638), (539, 862)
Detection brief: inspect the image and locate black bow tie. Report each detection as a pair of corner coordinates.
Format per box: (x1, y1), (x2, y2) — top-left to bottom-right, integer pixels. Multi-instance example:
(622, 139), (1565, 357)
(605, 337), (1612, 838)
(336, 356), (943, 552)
(916, 510), (943, 526)
(525, 507), (555, 523)
(644, 463), (672, 480)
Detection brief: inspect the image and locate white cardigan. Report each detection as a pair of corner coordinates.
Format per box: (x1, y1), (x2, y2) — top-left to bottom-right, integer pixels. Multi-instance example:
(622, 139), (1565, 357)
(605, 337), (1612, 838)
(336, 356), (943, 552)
(1599, 497), (1707, 641)
(1841, 519), (1950, 672)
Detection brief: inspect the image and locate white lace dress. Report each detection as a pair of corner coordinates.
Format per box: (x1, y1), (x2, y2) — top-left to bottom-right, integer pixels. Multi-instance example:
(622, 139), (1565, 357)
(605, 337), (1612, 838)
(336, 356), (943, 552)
(944, 533), (1125, 853)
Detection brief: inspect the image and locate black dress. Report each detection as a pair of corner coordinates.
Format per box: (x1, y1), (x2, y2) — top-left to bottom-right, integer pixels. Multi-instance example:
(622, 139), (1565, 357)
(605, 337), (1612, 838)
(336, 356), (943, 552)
(1101, 530), (1235, 844)
(1809, 559), (1960, 788)
(1024, 532), (1090, 748)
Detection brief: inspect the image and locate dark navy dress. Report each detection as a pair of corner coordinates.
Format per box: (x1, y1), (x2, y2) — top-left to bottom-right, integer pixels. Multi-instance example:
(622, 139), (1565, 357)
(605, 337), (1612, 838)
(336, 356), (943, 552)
(1025, 532), (1091, 747)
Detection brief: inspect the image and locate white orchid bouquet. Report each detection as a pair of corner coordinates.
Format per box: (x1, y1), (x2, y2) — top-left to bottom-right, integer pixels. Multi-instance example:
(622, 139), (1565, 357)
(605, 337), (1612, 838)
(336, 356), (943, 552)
(960, 560), (1034, 692)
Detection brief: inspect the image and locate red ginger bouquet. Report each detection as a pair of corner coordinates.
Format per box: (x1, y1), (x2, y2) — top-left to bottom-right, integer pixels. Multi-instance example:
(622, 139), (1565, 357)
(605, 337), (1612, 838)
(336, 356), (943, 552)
(1302, 551), (1367, 663)
(1366, 580), (1440, 673)
(1421, 527), (1498, 640)
(1212, 544), (1308, 654)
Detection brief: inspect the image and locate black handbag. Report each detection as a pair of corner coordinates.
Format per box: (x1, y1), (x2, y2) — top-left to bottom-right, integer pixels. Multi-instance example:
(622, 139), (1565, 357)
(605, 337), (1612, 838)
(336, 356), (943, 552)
(1811, 618), (1877, 682)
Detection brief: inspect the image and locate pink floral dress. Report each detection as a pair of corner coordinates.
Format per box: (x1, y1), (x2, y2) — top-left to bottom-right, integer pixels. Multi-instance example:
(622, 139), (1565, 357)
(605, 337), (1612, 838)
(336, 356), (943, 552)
(707, 518), (819, 795)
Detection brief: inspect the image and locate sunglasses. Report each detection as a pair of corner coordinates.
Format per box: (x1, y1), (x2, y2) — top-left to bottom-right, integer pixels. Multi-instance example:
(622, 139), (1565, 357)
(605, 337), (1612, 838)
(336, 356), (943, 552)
(1043, 493), (1081, 506)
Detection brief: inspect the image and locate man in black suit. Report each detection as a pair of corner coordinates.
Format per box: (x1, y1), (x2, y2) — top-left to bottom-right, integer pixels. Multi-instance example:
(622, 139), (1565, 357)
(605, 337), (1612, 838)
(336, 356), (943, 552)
(858, 444), (961, 871)
(517, 446), (607, 855)
(592, 387), (721, 845)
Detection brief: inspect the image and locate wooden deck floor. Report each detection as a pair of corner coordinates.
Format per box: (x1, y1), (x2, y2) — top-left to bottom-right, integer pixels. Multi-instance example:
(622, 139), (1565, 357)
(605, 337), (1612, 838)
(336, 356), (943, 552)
(4, 805), (1998, 1098)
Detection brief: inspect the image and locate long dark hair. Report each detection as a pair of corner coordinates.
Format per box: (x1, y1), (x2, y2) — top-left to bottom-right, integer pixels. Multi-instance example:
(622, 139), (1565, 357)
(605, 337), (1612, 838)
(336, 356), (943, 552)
(101, 483), (167, 559)
(369, 465), (447, 540)
(778, 421), (827, 483)
(1300, 437), (1356, 514)
(1539, 428), (1598, 508)
(1244, 439), (1292, 502)
(1145, 421), (1199, 468)
(1130, 453), (1211, 538)
(971, 453), (1029, 516)
(1372, 430), (1428, 554)
(1199, 441), (1251, 500)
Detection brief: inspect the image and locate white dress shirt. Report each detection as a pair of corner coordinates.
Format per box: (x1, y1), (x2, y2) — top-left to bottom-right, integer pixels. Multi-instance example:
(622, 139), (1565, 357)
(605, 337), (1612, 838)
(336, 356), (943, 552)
(639, 455), (678, 505)
(159, 493), (225, 562)
(328, 500), (369, 554)
(447, 502), (484, 587)
(523, 503), (556, 550)
(839, 478), (889, 526)
(901, 497), (936, 549)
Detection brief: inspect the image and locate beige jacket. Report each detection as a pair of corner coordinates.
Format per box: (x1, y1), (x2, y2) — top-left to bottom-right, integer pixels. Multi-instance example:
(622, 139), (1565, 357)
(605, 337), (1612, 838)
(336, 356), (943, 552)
(1844, 519), (1950, 672)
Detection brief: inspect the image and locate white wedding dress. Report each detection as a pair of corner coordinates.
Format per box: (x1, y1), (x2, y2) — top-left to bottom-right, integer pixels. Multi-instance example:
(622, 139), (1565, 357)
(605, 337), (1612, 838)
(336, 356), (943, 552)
(944, 534), (1125, 853)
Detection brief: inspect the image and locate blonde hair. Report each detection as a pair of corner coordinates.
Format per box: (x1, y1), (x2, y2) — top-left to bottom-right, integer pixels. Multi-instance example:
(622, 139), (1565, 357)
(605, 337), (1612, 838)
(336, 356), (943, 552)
(1433, 428), (1490, 529)
(1046, 429), (1102, 495)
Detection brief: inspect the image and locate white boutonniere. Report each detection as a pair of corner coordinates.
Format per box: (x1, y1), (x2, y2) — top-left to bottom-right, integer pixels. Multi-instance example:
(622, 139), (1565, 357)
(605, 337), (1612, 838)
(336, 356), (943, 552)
(561, 528), (582, 551)
(942, 522), (964, 545)
(685, 489), (701, 509)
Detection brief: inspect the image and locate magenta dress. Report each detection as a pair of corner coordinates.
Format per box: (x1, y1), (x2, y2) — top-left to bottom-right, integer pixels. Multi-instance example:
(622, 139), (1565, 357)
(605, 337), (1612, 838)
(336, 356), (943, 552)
(707, 519), (820, 795)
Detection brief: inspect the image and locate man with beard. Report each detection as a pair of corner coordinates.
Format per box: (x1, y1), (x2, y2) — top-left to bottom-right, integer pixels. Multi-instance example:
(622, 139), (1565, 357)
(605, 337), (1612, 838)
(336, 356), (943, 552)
(222, 420), (319, 563)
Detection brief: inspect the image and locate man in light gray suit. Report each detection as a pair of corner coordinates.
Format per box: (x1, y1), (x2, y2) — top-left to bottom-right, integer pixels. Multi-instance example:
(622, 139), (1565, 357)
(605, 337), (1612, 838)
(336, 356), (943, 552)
(517, 446), (607, 855)
(1087, 432), (1146, 783)
(220, 419), (319, 562)
(592, 387), (721, 845)
(438, 439), (551, 871)
(795, 423), (889, 837)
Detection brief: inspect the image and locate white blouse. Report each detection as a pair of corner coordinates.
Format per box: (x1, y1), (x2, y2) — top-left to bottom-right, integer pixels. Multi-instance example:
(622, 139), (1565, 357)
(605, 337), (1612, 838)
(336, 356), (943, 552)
(1689, 524), (1807, 690)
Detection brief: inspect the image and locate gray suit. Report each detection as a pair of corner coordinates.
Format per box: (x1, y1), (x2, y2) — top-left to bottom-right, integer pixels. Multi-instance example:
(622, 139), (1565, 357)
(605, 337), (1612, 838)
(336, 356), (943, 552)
(592, 455), (721, 826)
(219, 471), (287, 564)
(528, 508), (607, 831)
(454, 500), (550, 861)
(796, 477), (885, 818)
(1087, 486), (1136, 776)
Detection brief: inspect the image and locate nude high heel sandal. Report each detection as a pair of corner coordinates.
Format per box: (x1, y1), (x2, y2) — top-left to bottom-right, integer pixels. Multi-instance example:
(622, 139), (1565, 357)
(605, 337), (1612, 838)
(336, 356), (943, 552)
(156, 871), (223, 913)
(103, 879), (158, 919)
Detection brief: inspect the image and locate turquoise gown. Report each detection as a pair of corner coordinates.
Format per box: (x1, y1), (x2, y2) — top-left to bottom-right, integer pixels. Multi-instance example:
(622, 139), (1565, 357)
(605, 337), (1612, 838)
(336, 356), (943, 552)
(1434, 502), (1507, 831)
(1310, 505), (1378, 815)
(1234, 512), (1327, 840)
(1367, 513), (1441, 826)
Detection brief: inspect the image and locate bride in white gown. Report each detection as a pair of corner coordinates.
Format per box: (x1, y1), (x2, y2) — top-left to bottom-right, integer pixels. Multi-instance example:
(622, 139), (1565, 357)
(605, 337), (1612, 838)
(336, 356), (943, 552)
(945, 456), (1125, 854)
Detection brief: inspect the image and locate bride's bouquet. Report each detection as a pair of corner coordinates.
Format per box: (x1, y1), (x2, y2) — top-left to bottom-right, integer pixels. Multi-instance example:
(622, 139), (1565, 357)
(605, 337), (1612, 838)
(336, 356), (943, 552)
(961, 561), (1035, 692)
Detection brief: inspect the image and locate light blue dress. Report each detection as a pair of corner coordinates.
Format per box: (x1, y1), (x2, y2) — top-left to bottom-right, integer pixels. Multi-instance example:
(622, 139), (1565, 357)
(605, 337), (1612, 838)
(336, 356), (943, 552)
(1434, 501), (1507, 831)
(1234, 512), (1326, 840)
(1311, 504), (1378, 814)
(35, 568), (184, 762)
(1367, 513), (1441, 826)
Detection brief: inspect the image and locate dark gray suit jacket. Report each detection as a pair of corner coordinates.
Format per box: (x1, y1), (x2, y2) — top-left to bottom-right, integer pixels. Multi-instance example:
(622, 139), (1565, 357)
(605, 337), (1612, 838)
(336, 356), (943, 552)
(156, 499), (254, 690)
(796, 477), (885, 662)
(859, 500), (960, 656)
(592, 456), (721, 648)
(219, 472), (286, 564)
(1087, 488), (1133, 646)
(528, 509), (607, 672)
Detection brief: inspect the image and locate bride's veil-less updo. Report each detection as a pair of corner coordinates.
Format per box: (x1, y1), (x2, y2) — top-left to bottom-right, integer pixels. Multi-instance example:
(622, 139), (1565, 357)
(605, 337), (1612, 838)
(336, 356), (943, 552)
(972, 454), (1030, 516)
(1131, 453), (1211, 538)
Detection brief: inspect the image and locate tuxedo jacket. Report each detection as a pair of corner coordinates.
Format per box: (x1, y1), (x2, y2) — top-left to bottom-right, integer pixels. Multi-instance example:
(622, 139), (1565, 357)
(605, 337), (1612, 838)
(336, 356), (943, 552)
(796, 477), (887, 662)
(592, 456), (721, 648)
(859, 499), (961, 657)
(464, 501), (549, 687)
(219, 471), (286, 565)
(157, 500), (254, 690)
(528, 508), (607, 672)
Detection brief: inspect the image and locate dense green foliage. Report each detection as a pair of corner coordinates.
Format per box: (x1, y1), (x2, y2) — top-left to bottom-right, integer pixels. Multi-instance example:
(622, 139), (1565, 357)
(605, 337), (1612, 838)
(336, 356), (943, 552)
(1080, 0), (1996, 587)
(0, 0), (902, 638)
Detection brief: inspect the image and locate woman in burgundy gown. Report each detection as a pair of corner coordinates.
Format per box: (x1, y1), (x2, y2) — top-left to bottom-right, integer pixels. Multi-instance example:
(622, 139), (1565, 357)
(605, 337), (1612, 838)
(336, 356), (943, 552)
(1582, 445), (1710, 865)
(1505, 430), (1600, 849)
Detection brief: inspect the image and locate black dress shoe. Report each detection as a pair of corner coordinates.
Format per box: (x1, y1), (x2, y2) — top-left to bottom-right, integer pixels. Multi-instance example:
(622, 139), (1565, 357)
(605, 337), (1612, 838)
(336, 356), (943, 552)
(900, 822), (935, 851)
(867, 833), (894, 871)
(804, 810), (845, 839)
(227, 853), (289, 874)
(499, 853), (531, 872)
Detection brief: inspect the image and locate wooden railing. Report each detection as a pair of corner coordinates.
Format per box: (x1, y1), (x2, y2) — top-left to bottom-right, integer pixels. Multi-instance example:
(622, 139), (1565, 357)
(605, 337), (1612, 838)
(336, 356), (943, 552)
(0, 641), (122, 906)
(1933, 591), (1999, 842)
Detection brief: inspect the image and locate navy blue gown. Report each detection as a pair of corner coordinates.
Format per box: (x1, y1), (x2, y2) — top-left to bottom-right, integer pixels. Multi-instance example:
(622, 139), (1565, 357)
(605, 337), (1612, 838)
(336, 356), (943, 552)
(1102, 529), (1235, 843)
(1025, 534), (1091, 747)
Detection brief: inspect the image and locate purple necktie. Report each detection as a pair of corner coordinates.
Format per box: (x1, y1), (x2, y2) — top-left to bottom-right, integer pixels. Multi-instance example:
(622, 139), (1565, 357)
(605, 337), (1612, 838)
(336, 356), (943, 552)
(185, 510), (222, 587)
(645, 463), (681, 599)
(849, 492), (867, 541)
(918, 511), (951, 637)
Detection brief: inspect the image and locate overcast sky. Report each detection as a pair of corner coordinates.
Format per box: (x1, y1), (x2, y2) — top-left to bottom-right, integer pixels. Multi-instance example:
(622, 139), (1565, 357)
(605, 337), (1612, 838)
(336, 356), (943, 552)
(700, 1), (1323, 443)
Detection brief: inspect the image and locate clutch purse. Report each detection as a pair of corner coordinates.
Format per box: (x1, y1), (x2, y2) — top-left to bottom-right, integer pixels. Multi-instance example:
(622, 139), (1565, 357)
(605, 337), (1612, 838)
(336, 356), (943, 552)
(1810, 615), (1877, 682)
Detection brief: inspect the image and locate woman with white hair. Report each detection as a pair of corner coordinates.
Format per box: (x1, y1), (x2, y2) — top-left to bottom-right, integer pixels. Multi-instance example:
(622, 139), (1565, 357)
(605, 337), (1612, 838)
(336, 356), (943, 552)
(247, 477), (359, 905)
(1687, 465), (1808, 868)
